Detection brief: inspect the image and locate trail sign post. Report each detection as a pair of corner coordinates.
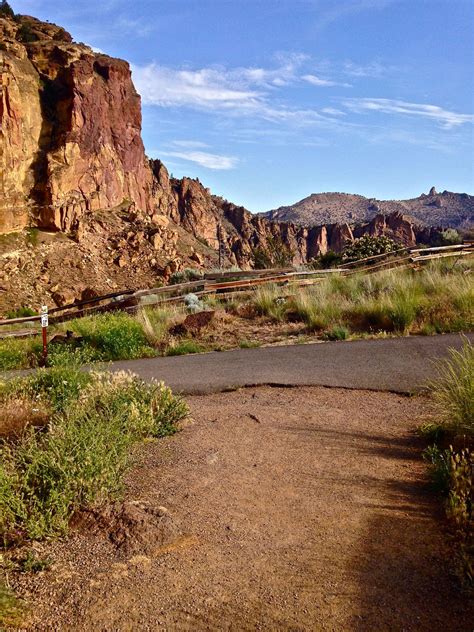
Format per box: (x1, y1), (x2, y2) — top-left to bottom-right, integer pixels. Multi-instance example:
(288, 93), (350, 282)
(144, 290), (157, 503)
(41, 305), (48, 363)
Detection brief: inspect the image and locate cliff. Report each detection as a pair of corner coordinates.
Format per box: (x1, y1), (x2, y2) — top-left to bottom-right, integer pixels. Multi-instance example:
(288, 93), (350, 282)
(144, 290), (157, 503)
(0, 14), (155, 234)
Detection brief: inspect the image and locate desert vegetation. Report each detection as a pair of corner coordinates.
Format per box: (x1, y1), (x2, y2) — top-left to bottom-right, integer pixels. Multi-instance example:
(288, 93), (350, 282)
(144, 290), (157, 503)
(421, 340), (473, 588)
(0, 367), (187, 625)
(0, 259), (472, 371)
(251, 259), (473, 335)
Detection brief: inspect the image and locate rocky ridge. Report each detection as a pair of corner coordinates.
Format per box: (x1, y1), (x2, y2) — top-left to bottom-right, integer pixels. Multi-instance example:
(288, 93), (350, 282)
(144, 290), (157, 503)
(262, 188), (474, 231)
(0, 11), (457, 313)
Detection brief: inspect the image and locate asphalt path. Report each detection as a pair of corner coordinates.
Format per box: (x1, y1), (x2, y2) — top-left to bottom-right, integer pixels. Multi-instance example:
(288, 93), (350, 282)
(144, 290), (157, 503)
(107, 333), (472, 395)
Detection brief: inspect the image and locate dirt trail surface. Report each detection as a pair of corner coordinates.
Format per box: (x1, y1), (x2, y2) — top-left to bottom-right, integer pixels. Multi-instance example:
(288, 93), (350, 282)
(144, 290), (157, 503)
(13, 387), (472, 631)
(108, 333), (473, 394)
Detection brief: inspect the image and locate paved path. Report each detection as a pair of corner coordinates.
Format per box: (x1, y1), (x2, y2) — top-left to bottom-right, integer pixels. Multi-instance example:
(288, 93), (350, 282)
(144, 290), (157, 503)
(108, 333), (472, 394)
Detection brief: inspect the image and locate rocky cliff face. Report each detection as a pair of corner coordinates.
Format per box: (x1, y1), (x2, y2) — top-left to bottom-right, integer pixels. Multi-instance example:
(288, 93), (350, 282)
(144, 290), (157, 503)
(0, 14), (154, 234)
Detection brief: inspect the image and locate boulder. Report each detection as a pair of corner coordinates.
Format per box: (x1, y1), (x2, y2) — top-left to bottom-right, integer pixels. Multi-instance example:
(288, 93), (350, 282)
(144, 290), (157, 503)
(170, 310), (215, 337)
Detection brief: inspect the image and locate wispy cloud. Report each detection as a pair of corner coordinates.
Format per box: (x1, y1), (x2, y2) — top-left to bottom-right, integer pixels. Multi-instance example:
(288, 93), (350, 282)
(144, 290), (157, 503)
(343, 98), (474, 128)
(302, 74), (351, 87)
(132, 57), (347, 126)
(170, 140), (210, 149)
(311, 0), (396, 34)
(342, 61), (394, 78)
(162, 150), (239, 170)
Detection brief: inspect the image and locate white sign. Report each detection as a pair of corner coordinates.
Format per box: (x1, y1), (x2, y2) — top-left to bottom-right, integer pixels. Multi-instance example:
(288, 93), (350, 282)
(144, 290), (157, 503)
(41, 305), (48, 314)
(41, 314), (49, 328)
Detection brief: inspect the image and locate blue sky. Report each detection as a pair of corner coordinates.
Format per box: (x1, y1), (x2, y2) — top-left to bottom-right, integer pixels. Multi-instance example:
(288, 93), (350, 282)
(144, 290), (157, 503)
(12, 0), (474, 211)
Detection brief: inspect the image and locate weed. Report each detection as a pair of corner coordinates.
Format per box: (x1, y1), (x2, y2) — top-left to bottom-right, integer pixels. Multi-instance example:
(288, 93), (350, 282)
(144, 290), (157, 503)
(239, 340), (261, 349)
(429, 340), (474, 436)
(18, 551), (52, 573)
(323, 325), (349, 341)
(5, 307), (36, 320)
(166, 340), (204, 356)
(0, 371), (188, 542)
(70, 313), (155, 361)
(0, 338), (42, 371)
(0, 581), (23, 628)
(253, 285), (286, 321)
(423, 445), (452, 493)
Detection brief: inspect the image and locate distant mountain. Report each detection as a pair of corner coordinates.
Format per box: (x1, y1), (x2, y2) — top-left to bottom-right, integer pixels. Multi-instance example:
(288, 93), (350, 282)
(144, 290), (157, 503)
(261, 188), (474, 231)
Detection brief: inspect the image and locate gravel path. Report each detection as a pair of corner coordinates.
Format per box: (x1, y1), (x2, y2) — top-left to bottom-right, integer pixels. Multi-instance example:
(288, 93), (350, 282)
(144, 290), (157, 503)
(108, 333), (473, 394)
(14, 386), (472, 630)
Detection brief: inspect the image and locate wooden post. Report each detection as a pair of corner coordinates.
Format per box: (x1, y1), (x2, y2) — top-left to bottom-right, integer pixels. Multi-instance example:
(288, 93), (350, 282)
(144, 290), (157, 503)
(40, 305), (48, 363)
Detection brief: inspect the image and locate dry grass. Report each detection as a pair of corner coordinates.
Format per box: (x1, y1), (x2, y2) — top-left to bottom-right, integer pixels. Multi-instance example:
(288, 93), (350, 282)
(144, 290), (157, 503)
(0, 397), (50, 440)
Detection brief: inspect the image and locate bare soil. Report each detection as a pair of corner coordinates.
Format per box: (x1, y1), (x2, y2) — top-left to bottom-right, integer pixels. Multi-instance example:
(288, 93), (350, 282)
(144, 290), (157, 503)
(10, 387), (472, 630)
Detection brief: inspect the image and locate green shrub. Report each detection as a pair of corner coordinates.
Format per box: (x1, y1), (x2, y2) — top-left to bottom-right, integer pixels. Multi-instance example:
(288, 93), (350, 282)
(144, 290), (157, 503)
(323, 325), (349, 341)
(0, 371), (188, 542)
(0, 1), (14, 19)
(4, 367), (93, 413)
(71, 313), (154, 361)
(0, 338), (42, 371)
(46, 343), (103, 368)
(166, 340), (203, 356)
(169, 268), (204, 285)
(5, 307), (36, 320)
(342, 235), (397, 263)
(239, 340), (261, 349)
(446, 448), (473, 586)
(423, 445), (452, 493)
(386, 290), (422, 333)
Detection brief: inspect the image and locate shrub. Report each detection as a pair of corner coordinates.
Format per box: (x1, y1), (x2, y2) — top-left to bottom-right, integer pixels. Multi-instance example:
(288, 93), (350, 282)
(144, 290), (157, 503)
(239, 340), (261, 349)
(71, 313), (154, 361)
(386, 290), (422, 333)
(323, 325), (349, 341)
(0, 371), (188, 542)
(0, 582), (22, 629)
(423, 445), (452, 493)
(16, 23), (38, 43)
(4, 366), (93, 414)
(5, 307), (36, 320)
(0, 338), (42, 371)
(447, 448), (473, 585)
(342, 235), (397, 263)
(309, 250), (342, 270)
(169, 268), (204, 285)
(135, 306), (177, 346)
(166, 340), (203, 356)
(253, 237), (295, 269)
(436, 229), (461, 246)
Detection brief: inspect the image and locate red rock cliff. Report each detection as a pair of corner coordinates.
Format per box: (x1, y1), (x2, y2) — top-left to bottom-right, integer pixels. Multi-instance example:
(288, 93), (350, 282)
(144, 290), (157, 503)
(0, 14), (154, 233)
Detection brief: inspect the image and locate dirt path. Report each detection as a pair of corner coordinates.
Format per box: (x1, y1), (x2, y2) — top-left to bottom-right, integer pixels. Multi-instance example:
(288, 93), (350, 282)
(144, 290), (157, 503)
(14, 387), (472, 630)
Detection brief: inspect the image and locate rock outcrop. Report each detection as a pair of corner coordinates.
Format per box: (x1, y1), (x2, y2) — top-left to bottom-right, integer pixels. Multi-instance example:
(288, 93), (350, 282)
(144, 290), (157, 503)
(263, 188), (474, 231)
(0, 14), (154, 233)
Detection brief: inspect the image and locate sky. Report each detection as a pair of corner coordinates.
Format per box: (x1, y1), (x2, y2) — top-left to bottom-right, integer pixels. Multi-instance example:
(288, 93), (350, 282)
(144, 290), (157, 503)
(11, 0), (474, 211)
